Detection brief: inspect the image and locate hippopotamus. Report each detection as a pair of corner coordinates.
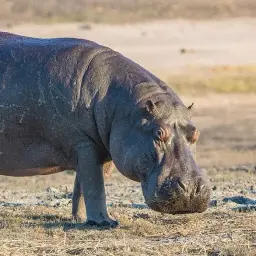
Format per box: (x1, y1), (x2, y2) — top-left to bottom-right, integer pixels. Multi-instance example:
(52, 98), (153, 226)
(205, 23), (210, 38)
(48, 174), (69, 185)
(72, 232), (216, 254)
(0, 32), (210, 228)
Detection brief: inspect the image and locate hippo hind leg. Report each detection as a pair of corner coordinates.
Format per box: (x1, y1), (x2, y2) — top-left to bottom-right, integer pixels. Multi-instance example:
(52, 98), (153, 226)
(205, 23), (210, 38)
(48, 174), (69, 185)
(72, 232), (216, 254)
(72, 175), (86, 222)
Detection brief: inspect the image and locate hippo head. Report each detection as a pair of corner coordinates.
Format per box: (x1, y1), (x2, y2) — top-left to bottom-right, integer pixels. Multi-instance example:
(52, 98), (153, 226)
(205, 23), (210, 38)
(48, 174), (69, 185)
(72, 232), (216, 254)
(110, 89), (211, 214)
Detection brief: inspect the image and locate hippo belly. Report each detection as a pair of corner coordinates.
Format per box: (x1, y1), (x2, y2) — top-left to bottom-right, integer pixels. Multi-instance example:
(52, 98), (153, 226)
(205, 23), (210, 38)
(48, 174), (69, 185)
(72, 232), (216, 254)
(0, 137), (68, 176)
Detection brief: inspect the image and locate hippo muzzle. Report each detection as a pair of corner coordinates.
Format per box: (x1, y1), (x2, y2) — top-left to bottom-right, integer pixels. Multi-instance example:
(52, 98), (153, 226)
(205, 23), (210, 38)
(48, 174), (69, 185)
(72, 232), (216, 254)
(143, 174), (211, 214)
(141, 149), (211, 214)
(139, 122), (211, 214)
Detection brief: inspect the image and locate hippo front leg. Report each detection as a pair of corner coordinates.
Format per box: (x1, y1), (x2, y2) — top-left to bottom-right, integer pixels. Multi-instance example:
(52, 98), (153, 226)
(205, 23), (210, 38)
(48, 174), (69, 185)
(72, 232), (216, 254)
(75, 142), (118, 229)
(72, 161), (114, 223)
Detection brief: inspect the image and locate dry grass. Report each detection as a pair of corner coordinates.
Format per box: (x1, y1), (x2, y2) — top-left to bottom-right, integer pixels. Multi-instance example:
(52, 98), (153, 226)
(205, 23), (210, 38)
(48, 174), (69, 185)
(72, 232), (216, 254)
(1, 0), (256, 25)
(158, 65), (256, 94)
(0, 206), (255, 255)
(0, 167), (255, 256)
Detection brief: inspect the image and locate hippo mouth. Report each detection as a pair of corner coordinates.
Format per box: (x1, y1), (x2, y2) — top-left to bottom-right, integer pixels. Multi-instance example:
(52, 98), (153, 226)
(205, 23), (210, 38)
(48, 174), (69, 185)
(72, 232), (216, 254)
(143, 178), (211, 214)
(146, 195), (210, 214)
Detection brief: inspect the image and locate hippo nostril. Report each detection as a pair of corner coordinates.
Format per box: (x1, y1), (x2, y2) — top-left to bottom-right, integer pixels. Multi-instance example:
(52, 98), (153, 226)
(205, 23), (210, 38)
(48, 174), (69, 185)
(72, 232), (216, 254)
(177, 179), (186, 191)
(196, 184), (205, 194)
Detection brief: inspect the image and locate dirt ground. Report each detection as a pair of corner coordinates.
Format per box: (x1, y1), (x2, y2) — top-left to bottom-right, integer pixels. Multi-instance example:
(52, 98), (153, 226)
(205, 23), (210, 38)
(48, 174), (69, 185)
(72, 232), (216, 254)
(0, 19), (255, 255)
(2, 19), (256, 73)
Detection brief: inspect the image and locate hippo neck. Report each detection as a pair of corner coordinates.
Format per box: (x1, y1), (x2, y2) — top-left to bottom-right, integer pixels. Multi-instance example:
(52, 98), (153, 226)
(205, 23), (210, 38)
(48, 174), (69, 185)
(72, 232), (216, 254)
(93, 64), (182, 153)
(77, 50), (183, 154)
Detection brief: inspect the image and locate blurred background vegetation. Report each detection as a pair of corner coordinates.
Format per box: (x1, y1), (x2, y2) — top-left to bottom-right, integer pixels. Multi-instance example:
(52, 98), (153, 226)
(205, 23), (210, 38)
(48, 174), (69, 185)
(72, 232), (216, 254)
(162, 65), (256, 94)
(0, 0), (256, 25)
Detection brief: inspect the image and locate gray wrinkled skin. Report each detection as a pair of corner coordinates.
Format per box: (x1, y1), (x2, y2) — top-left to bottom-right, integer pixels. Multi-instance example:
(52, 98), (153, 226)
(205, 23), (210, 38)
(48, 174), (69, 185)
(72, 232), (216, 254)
(0, 32), (210, 229)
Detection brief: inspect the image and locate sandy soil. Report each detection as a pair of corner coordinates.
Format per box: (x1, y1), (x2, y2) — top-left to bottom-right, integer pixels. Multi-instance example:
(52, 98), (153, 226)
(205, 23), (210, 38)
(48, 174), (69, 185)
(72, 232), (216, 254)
(1, 19), (256, 74)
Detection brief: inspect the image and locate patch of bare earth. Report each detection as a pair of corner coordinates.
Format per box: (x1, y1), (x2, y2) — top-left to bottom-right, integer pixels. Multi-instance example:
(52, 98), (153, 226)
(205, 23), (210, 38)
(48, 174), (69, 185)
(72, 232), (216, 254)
(0, 169), (255, 256)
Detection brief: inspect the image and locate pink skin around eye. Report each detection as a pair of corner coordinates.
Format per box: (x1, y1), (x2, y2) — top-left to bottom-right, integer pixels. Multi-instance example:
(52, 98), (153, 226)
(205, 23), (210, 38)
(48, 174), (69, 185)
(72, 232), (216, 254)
(156, 126), (170, 142)
(191, 130), (200, 143)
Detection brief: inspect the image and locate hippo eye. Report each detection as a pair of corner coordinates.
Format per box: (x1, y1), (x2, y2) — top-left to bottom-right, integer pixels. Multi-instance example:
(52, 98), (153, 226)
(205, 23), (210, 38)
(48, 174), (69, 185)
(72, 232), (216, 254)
(156, 129), (164, 138)
(154, 127), (170, 142)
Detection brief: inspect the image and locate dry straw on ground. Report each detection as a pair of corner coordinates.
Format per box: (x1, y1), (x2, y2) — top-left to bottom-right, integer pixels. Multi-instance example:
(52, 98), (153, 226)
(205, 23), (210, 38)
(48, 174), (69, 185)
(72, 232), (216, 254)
(0, 166), (255, 256)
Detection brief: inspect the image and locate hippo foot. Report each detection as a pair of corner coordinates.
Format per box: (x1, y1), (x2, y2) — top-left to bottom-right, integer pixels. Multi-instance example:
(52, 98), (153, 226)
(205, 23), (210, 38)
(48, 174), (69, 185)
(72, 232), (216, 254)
(84, 219), (119, 229)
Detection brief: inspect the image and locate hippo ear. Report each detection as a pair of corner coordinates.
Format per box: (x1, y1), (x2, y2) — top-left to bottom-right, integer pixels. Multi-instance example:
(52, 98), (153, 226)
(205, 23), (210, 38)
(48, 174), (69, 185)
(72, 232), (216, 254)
(145, 100), (156, 113)
(188, 103), (194, 110)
